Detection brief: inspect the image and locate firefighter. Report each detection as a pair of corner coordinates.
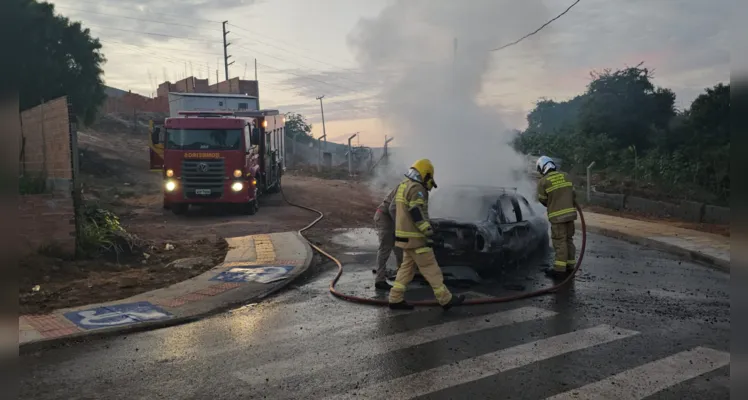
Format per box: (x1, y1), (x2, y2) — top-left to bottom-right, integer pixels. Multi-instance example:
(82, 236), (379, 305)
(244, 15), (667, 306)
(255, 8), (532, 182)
(389, 159), (466, 310)
(373, 185), (404, 290)
(536, 156), (578, 279)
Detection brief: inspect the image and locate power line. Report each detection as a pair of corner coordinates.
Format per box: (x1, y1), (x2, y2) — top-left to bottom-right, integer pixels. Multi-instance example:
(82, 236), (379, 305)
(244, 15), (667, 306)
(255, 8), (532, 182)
(60, 7), (388, 90)
(61, 5), (377, 88)
(84, 24), (216, 44)
(84, 26), (373, 93)
(53, 0), (222, 24)
(55, 6), (222, 32)
(489, 0), (582, 52)
(228, 23), (356, 70)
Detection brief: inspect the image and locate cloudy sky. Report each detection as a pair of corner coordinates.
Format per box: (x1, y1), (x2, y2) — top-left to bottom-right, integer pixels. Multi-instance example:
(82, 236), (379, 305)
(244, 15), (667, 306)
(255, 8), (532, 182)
(51, 0), (729, 146)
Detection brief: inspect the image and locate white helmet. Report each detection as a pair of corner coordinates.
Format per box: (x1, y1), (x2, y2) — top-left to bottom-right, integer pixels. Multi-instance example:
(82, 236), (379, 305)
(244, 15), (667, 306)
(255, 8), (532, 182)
(536, 156), (556, 175)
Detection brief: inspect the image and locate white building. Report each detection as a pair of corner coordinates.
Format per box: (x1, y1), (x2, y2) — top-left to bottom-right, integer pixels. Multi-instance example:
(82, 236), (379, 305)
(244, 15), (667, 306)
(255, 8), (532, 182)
(167, 92), (259, 117)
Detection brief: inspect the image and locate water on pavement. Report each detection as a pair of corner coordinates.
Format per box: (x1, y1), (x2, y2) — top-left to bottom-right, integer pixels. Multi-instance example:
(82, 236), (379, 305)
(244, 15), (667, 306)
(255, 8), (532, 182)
(19, 232), (730, 400)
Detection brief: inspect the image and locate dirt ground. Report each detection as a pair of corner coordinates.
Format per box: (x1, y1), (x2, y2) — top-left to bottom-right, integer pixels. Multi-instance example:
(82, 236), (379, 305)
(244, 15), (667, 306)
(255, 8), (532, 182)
(19, 114), (380, 315)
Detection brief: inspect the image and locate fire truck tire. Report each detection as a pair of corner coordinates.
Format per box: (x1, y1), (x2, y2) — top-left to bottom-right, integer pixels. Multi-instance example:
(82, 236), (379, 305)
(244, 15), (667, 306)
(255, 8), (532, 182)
(171, 204), (188, 215)
(243, 200), (258, 215)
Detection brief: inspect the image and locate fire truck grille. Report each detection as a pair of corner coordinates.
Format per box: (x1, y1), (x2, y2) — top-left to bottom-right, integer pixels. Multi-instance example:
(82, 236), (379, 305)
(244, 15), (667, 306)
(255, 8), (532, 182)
(181, 159), (225, 199)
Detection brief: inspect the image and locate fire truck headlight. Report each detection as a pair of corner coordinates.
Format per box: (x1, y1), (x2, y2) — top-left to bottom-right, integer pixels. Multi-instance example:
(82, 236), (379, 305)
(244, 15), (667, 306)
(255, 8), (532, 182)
(231, 182), (244, 192)
(252, 178), (257, 186)
(262, 120), (268, 128)
(233, 169), (242, 178)
(165, 180), (177, 192)
(166, 169), (174, 177)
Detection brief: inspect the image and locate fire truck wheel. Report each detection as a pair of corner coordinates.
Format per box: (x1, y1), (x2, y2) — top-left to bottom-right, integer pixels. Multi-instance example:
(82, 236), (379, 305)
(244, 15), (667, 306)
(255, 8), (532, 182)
(243, 200), (258, 215)
(171, 204), (188, 215)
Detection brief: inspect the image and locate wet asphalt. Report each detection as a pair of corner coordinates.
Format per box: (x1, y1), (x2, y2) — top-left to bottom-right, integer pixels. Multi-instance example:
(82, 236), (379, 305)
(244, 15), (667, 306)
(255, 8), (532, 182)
(19, 231), (730, 400)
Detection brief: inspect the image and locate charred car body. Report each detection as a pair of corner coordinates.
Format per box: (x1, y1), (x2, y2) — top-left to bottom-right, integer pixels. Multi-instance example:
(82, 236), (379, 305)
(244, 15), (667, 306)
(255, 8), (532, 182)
(428, 185), (550, 277)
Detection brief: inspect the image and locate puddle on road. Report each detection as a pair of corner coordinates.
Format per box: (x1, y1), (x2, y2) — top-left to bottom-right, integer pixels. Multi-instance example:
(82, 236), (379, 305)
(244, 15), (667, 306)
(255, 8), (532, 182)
(330, 228), (379, 250)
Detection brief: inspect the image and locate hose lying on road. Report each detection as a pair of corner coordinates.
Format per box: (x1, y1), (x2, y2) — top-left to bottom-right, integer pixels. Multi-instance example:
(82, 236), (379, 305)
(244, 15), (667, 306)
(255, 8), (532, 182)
(279, 182), (587, 307)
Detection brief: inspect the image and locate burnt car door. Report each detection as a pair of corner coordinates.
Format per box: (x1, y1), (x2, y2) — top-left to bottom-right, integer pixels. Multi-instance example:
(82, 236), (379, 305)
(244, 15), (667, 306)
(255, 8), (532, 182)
(494, 194), (535, 257)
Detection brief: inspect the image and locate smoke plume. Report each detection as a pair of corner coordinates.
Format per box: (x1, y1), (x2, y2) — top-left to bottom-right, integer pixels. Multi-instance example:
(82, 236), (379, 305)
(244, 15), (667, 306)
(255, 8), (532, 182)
(348, 0), (550, 219)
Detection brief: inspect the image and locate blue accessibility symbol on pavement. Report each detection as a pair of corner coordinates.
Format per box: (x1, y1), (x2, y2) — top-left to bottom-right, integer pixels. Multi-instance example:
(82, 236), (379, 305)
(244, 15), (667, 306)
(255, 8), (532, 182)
(211, 265), (295, 284)
(63, 301), (173, 331)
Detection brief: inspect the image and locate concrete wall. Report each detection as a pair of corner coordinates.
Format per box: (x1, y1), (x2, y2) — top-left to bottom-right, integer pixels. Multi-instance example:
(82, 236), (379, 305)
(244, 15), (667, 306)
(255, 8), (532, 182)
(703, 205), (730, 225)
(586, 190), (729, 225)
(19, 193), (76, 255)
(590, 192), (625, 211)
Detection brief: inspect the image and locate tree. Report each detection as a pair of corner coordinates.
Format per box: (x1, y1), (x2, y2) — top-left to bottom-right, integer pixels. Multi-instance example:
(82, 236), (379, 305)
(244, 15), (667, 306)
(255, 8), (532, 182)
(16, 0), (106, 124)
(687, 83), (730, 148)
(525, 95), (586, 135)
(577, 63), (676, 150)
(284, 112), (313, 143)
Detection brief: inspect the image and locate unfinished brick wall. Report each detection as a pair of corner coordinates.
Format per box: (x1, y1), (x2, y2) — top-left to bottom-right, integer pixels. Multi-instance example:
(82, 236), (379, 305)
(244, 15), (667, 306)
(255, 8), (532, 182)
(209, 78), (259, 96)
(19, 96), (72, 180)
(101, 93), (168, 114)
(19, 96), (78, 256)
(19, 193), (76, 255)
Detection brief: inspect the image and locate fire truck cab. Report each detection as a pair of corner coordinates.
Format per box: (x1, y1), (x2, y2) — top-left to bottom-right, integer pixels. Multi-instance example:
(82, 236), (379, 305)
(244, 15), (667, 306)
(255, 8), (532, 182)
(149, 110), (285, 215)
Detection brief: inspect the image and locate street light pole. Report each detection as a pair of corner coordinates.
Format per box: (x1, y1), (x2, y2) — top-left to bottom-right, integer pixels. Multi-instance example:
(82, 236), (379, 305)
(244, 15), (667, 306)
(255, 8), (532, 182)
(318, 133), (327, 170)
(316, 95), (327, 151)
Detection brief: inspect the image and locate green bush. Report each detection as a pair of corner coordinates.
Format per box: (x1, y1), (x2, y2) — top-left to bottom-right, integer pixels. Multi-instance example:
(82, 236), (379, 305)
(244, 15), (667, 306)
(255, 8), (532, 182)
(77, 204), (141, 259)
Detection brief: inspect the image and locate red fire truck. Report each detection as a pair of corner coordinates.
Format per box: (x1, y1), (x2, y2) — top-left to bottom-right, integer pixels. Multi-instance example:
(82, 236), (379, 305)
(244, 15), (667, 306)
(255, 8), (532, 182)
(148, 110), (285, 215)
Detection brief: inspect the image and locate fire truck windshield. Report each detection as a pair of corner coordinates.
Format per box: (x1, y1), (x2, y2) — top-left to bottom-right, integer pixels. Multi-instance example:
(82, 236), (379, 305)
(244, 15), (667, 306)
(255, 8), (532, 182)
(165, 128), (243, 150)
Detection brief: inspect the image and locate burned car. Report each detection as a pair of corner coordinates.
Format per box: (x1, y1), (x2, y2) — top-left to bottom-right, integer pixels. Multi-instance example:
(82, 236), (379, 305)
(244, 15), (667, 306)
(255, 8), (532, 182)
(427, 185), (550, 277)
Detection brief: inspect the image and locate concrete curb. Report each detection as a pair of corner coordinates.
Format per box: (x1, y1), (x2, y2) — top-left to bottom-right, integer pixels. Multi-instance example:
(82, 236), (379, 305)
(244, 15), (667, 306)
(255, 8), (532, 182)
(583, 225), (730, 273)
(19, 232), (315, 354)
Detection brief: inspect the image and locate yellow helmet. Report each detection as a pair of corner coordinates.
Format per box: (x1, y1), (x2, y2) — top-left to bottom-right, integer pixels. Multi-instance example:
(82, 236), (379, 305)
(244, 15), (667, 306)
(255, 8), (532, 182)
(410, 158), (437, 190)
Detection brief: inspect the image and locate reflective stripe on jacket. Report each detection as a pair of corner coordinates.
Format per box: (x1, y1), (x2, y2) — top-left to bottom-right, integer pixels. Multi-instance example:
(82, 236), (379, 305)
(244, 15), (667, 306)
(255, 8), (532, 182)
(394, 179), (433, 249)
(537, 170), (578, 223)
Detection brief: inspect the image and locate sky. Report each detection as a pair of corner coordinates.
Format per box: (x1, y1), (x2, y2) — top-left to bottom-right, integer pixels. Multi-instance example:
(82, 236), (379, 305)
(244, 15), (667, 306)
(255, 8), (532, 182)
(50, 0), (730, 147)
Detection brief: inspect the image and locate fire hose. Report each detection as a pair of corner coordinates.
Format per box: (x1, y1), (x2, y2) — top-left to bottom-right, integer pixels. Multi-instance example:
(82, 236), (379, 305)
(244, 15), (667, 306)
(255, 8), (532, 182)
(279, 183), (586, 307)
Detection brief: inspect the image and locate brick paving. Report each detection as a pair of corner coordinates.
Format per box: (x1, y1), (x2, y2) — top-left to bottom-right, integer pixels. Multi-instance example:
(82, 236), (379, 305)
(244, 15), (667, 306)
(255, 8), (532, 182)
(19, 231), (312, 346)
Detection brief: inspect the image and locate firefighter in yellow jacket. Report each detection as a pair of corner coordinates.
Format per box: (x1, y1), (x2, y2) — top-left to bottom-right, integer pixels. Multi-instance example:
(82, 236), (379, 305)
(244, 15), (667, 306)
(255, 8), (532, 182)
(389, 159), (466, 310)
(536, 156), (578, 279)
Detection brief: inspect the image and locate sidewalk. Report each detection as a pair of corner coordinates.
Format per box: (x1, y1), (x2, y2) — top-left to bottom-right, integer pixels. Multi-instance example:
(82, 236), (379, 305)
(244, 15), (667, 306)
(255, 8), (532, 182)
(19, 231), (314, 350)
(579, 211), (730, 272)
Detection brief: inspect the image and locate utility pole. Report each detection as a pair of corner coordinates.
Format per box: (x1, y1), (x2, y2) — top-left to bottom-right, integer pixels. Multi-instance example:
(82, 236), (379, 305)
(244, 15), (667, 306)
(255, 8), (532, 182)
(384, 135), (394, 157)
(316, 95), (327, 151)
(254, 58), (258, 81)
(222, 21), (234, 81)
(347, 132), (359, 176)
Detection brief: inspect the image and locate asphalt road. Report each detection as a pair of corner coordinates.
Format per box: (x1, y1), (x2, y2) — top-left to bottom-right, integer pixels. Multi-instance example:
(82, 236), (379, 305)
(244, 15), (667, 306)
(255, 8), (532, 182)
(20, 230), (730, 400)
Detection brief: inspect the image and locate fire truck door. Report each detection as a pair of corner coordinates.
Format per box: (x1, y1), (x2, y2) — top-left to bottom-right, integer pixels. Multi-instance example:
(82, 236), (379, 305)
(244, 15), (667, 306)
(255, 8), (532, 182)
(148, 120), (164, 171)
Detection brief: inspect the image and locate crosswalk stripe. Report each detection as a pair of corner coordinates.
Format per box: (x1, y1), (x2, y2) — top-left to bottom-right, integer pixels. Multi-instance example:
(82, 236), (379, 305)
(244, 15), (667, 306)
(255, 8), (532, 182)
(202, 306), (433, 361)
(233, 306), (557, 385)
(545, 346), (730, 400)
(323, 324), (640, 400)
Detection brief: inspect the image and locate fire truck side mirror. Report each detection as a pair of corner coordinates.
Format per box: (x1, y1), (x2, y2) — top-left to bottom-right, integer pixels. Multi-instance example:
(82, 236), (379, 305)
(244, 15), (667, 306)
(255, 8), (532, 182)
(250, 127), (261, 146)
(151, 127), (161, 145)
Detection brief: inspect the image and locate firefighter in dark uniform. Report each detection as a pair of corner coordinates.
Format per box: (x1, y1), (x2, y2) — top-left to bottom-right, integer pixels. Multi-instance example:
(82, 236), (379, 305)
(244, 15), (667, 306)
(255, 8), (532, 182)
(373, 186), (403, 290)
(536, 156), (578, 279)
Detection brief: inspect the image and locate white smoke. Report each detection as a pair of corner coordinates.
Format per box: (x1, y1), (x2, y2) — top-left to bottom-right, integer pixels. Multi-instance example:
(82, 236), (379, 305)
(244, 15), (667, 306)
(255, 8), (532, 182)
(349, 0), (550, 219)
